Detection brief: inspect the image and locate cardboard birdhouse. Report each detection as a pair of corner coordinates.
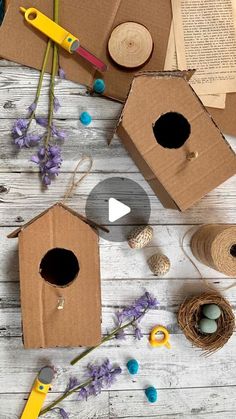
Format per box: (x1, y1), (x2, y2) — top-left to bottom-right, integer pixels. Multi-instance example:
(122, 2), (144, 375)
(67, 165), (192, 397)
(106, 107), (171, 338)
(8, 203), (103, 349)
(117, 71), (236, 211)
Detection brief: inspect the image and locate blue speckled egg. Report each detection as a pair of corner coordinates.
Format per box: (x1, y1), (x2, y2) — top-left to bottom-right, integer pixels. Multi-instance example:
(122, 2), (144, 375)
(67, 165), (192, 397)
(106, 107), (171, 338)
(79, 112), (92, 126)
(93, 79), (106, 94)
(127, 359), (139, 375)
(145, 386), (158, 403)
(199, 318), (218, 334)
(202, 304), (221, 320)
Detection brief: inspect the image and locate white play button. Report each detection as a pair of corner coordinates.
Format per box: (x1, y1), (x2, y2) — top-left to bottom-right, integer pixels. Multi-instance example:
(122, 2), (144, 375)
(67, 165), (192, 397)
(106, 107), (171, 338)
(108, 198), (131, 223)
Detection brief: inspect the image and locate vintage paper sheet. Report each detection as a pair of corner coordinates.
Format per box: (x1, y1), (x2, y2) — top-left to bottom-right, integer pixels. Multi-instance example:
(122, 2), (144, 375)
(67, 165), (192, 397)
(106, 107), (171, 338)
(171, 0), (236, 95)
(164, 23), (226, 109)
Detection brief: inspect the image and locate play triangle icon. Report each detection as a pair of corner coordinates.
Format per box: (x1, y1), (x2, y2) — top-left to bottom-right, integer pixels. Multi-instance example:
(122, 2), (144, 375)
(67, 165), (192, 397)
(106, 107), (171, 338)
(108, 198), (131, 223)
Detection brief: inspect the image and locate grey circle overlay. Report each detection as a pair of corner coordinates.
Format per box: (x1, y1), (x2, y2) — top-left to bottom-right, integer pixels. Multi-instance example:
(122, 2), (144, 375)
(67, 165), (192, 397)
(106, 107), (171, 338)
(85, 177), (151, 242)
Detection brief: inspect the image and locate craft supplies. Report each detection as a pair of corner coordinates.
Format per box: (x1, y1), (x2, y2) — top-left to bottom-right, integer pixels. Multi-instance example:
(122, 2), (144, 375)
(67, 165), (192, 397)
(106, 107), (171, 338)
(178, 293), (235, 354)
(108, 22), (153, 68)
(20, 366), (54, 419)
(198, 318), (218, 334)
(145, 387), (158, 403)
(20, 7), (107, 71)
(80, 111), (92, 126)
(128, 225), (153, 249)
(93, 79), (106, 94)
(149, 325), (171, 349)
(191, 224), (236, 276)
(202, 304), (221, 320)
(127, 359), (139, 375)
(148, 253), (170, 276)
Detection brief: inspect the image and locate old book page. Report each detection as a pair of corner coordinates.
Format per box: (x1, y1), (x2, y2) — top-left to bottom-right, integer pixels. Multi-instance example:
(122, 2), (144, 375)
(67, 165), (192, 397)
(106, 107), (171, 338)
(171, 0), (236, 95)
(164, 23), (226, 109)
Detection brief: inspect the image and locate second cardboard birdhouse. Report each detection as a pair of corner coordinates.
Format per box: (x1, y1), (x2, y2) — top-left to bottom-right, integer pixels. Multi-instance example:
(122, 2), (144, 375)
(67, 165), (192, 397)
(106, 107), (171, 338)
(8, 203), (103, 349)
(117, 71), (236, 211)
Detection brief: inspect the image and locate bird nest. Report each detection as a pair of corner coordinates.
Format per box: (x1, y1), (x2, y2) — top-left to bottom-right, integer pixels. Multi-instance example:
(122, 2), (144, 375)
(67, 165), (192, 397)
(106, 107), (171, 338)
(178, 293), (235, 355)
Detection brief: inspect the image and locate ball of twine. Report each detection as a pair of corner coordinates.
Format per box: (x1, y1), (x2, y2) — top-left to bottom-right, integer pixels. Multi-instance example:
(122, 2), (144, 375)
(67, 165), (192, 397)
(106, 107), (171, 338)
(128, 225), (153, 249)
(148, 253), (170, 276)
(191, 224), (236, 277)
(178, 293), (235, 355)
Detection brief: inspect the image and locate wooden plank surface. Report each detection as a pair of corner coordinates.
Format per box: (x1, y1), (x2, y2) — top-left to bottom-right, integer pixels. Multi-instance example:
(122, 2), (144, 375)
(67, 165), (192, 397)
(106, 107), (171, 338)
(0, 59), (235, 419)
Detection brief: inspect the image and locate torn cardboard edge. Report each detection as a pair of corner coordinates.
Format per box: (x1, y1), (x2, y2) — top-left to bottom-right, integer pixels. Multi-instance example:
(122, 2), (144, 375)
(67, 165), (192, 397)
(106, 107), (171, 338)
(8, 202), (109, 238)
(116, 71), (236, 211)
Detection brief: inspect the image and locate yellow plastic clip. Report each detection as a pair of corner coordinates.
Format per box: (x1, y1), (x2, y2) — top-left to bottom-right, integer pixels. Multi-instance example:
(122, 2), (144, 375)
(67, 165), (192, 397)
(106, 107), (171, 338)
(20, 7), (79, 53)
(20, 366), (54, 419)
(149, 325), (171, 349)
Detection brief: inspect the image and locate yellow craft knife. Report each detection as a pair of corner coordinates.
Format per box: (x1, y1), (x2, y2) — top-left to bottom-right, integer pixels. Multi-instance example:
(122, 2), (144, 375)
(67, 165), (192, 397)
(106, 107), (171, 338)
(21, 366), (55, 419)
(20, 7), (107, 72)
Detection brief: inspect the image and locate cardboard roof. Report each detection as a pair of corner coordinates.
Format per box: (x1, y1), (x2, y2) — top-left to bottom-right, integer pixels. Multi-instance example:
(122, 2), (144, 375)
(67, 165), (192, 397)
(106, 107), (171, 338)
(8, 202), (108, 238)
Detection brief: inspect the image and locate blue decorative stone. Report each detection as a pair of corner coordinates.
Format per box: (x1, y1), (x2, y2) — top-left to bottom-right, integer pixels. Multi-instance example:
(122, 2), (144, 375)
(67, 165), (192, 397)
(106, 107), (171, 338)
(127, 359), (139, 375)
(145, 386), (158, 403)
(93, 79), (106, 94)
(79, 112), (92, 126)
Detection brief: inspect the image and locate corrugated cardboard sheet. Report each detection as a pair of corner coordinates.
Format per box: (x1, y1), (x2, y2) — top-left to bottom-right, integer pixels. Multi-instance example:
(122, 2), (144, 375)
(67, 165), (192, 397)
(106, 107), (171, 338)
(0, 0), (235, 136)
(9, 204), (102, 349)
(117, 72), (236, 211)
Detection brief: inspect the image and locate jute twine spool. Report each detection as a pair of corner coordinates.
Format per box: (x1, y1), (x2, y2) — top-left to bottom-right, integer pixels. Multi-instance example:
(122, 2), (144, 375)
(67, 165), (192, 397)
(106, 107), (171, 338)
(178, 292), (235, 355)
(191, 225), (236, 277)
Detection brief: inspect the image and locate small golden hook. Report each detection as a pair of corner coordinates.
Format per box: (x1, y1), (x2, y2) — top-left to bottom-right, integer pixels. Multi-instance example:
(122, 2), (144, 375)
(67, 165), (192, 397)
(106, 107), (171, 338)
(57, 297), (65, 310)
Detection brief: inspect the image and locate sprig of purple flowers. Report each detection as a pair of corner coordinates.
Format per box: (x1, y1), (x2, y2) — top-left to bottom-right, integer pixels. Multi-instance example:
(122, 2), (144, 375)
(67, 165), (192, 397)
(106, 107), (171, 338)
(11, 0), (67, 187)
(39, 360), (122, 417)
(71, 291), (158, 366)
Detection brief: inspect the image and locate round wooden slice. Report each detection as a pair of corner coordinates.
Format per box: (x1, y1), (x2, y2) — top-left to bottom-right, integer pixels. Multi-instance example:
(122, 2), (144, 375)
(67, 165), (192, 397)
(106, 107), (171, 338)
(108, 22), (153, 68)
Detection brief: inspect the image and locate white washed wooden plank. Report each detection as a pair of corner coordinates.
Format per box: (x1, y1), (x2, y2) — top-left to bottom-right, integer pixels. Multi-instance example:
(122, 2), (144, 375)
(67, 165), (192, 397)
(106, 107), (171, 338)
(1, 278), (235, 337)
(0, 174), (235, 225)
(0, 392), (109, 419)
(110, 387), (236, 418)
(1, 226), (236, 281)
(0, 118), (235, 173)
(0, 335), (235, 393)
(0, 119), (135, 173)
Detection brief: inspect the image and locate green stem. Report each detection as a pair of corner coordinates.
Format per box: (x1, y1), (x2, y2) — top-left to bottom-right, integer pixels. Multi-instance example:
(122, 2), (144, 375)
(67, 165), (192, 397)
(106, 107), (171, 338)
(70, 309), (148, 366)
(27, 39), (52, 128)
(39, 379), (92, 416)
(44, 0), (59, 148)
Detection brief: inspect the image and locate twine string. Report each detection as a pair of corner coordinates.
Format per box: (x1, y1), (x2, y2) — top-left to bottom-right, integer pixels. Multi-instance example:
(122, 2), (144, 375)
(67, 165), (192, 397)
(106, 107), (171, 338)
(180, 226), (236, 292)
(62, 156), (93, 204)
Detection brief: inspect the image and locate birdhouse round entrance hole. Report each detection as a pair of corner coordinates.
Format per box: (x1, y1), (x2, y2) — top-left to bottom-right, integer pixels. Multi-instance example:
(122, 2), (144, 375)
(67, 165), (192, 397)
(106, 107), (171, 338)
(39, 248), (80, 287)
(230, 244), (236, 257)
(153, 112), (191, 149)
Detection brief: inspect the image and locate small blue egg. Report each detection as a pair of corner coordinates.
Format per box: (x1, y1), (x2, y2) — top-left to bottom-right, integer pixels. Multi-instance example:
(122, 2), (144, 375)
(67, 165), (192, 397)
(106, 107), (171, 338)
(145, 386), (158, 403)
(127, 359), (139, 375)
(93, 79), (106, 94)
(79, 112), (92, 126)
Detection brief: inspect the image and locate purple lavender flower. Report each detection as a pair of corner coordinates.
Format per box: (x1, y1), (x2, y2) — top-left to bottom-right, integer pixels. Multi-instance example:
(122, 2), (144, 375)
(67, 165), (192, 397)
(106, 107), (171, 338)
(12, 118), (42, 148)
(31, 145), (62, 186)
(12, 119), (29, 137)
(66, 377), (80, 391)
(52, 124), (67, 140)
(58, 408), (69, 419)
(36, 117), (48, 128)
(28, 101), (37, 113)
(78, 387), (88, 401)
(115, 329), (126, 340)
(58, 67), (66, 79)
(134, 326), (143, 340)
(54, 96), (61, 112)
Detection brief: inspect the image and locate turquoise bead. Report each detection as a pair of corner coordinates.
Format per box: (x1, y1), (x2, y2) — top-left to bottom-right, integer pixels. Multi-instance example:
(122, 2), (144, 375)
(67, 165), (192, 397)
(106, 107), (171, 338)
(199, 318), (217, 334)
(127, 359), (139, 375)
(202, 304), (221, 320)
(145, 386), (158, 403)
(93, 79), (106, 94)
(79, 112), (92, 126)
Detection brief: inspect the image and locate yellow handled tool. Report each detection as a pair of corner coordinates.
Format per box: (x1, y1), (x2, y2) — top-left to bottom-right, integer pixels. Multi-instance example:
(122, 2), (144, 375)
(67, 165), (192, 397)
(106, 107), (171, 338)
(20, 7), (107, 71)
(21, 366), (55, 419)
(149, 325), (171, 349)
